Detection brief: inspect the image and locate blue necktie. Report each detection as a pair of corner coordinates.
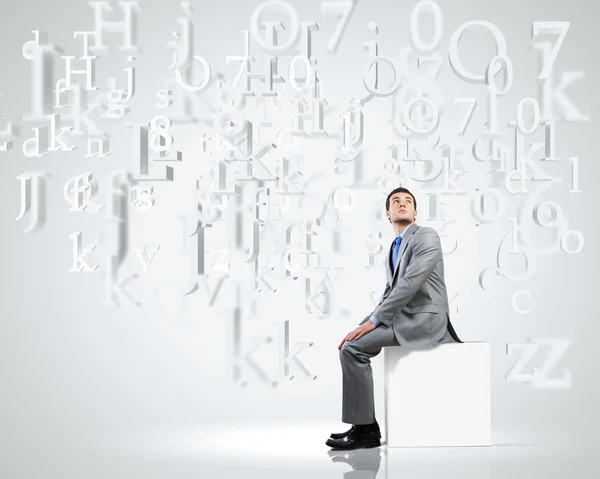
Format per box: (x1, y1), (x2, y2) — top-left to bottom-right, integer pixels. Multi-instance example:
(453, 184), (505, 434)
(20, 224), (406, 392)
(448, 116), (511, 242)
(392, 236), (402, 270)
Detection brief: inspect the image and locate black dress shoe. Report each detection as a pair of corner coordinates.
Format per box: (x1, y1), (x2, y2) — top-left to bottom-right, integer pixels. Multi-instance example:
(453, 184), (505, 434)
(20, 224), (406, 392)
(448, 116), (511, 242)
(330, 422), (381, 440)
(330, 425), (356, 440)
(325, 427), (381, 450)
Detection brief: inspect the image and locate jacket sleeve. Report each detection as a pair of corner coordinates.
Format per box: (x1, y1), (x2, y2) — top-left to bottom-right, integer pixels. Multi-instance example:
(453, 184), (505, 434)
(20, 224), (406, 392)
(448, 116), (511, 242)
(359, 280), (391, 325)
(370, 229), (441, 327)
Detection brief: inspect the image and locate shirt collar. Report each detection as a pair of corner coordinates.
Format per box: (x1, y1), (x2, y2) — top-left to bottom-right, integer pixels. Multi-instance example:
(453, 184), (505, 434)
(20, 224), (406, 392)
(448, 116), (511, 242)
(396, 222), (413, 241)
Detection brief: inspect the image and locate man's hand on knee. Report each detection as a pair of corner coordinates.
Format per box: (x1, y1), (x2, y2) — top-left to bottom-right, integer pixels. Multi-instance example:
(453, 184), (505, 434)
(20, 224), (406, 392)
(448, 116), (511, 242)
(338, 321), (377, 350)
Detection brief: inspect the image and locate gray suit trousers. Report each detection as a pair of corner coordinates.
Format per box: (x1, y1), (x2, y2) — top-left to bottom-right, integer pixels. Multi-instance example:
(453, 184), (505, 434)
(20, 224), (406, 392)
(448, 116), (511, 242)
(340, 323), (456, 425)
(339, 324), (400, 425)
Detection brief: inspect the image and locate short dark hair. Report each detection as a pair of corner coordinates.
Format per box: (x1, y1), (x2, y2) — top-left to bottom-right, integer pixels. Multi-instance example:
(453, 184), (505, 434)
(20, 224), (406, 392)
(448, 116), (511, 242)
(386, 187), (417, 212)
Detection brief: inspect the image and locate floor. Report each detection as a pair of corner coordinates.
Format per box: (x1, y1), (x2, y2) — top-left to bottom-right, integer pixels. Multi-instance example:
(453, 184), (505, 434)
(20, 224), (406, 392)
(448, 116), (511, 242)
(4, 421), (596, 478)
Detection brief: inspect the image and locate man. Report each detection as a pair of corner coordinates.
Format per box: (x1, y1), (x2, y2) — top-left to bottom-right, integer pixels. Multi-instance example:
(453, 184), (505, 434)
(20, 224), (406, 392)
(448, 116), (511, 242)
(325, 187), (461, 450)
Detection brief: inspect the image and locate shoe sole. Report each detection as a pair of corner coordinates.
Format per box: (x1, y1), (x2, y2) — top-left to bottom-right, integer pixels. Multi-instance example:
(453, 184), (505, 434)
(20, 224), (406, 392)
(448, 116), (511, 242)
(329, 431), (381, 440)
(326, 439), (381, 450)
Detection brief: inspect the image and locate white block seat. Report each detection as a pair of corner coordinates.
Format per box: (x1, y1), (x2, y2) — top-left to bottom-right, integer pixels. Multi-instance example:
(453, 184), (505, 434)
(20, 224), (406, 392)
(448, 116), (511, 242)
(384, 341), (491, 447)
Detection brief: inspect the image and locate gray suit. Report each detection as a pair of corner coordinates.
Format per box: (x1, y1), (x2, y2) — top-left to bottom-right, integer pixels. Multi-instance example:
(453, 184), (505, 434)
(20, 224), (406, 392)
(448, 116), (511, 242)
(339, 223), (461, 425)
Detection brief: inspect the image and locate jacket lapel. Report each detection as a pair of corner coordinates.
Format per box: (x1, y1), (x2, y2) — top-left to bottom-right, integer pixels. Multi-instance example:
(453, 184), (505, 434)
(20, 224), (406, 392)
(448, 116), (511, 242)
(385, 241), (393, 285)
(390, 224), (419, 284)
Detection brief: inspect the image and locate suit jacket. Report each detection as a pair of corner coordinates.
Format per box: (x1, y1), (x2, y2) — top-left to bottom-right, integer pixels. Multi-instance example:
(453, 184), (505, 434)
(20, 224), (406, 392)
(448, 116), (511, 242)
(359, 223), (461, 349)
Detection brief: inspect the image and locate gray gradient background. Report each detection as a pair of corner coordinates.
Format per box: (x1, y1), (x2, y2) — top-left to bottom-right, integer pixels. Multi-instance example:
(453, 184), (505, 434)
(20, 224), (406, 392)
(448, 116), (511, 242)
(0, 0), (598, 477)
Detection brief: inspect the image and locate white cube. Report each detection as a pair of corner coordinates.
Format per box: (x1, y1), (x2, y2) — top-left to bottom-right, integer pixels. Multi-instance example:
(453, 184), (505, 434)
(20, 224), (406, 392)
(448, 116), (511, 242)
(384, 342), (491, 447)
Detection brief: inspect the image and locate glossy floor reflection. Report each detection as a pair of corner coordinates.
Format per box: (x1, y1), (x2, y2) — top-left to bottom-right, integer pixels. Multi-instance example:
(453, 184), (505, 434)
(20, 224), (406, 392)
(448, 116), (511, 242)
(103, 421), (595, 479)
(4, 421), (597, 478)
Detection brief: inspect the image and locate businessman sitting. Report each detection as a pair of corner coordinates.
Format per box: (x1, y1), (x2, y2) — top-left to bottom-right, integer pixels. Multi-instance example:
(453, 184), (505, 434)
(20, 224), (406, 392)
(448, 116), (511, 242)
(326, 187), (461, 450)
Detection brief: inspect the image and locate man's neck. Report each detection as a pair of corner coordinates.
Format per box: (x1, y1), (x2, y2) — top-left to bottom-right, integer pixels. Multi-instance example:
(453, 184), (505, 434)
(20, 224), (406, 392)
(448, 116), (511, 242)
(393, 221), (413, 237)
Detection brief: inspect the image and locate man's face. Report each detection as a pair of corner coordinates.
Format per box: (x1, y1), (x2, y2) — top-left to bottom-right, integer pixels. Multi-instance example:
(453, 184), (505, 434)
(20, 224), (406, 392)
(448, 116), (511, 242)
(386, 193), (417, 224)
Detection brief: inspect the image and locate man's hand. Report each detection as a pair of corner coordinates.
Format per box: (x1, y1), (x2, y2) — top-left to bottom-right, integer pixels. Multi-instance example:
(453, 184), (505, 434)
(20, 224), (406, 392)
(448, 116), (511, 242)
(338, 321), (377, 350)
